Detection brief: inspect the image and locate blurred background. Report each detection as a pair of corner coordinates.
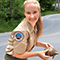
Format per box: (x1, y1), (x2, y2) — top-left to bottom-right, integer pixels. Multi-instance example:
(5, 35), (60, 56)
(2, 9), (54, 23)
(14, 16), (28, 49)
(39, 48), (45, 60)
(0, 0), (60, 33)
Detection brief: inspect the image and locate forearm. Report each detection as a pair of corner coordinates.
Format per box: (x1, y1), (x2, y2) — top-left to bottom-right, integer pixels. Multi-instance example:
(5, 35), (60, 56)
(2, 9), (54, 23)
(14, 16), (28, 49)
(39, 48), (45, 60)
(35, 41), (52, 48)
(14, 51), (38, 59)
(35, 41), (45, 47)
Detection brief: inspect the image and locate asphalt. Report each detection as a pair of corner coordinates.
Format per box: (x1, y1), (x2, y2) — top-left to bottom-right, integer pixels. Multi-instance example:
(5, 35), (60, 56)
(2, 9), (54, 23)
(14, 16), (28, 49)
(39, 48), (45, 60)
(0, 14), (60, 60)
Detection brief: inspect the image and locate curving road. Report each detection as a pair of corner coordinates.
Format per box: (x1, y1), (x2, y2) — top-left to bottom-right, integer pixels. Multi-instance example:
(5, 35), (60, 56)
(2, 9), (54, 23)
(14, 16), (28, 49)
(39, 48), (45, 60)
(0, 14), (60, 60)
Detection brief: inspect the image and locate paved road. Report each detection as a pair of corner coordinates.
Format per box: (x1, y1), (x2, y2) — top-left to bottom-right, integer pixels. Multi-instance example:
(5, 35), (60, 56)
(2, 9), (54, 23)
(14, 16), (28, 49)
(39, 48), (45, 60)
(0, 14), (60, 60)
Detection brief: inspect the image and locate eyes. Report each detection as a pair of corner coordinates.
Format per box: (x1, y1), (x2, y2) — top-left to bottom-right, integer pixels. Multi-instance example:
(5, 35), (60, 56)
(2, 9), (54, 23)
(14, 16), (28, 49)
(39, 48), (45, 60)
(33, 11), (37, 14)
(27, 12), (30, 14)
(26, 11), (37, 14)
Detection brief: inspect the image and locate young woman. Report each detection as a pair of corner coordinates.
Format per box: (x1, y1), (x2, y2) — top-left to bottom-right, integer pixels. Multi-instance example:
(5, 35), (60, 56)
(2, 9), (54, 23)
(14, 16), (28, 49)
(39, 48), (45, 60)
(4, 0), (52, 60)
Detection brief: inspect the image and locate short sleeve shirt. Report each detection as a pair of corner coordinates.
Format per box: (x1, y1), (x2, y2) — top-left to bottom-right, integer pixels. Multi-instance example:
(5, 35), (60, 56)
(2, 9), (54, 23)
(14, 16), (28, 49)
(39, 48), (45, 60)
(6, 18), (38, 56)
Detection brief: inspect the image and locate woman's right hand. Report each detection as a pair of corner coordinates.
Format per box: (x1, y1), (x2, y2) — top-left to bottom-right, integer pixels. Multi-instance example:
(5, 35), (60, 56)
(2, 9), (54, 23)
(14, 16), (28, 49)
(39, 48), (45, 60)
(37, 49), (50, 60)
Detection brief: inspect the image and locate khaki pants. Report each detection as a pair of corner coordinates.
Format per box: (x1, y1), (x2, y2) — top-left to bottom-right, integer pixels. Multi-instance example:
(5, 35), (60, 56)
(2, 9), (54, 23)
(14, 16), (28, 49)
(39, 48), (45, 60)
(4, 54), (28, 60)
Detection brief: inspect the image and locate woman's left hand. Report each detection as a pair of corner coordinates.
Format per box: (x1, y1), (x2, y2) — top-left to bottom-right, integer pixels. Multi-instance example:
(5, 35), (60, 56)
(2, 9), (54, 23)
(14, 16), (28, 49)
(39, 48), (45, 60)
(42, 42), (53, 48)
(36, 41), (53, 48)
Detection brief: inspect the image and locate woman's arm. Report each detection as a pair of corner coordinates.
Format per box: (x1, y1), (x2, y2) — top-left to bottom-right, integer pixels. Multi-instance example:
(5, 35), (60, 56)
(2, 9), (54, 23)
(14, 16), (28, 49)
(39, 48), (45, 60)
(35, 41), (52, 48)
(14, 51), (38, 59)
(14, 50), (50, 60)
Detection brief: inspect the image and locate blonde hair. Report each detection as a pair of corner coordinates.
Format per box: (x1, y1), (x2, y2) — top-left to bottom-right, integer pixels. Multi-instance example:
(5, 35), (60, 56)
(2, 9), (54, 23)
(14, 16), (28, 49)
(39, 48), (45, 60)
(36, 15), (43, 39)
(23, 0), (43, 39)
(23, 0), (40, 10)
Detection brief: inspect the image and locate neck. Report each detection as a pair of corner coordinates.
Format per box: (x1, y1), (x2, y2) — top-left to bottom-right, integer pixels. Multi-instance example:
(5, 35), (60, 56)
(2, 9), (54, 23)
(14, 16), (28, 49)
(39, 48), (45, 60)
(31, 23), (35, 30)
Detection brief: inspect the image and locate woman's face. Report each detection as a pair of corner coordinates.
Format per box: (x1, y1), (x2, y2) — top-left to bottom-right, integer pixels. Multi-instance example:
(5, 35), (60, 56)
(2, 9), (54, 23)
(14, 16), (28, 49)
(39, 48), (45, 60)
(24, 3), (40, 27)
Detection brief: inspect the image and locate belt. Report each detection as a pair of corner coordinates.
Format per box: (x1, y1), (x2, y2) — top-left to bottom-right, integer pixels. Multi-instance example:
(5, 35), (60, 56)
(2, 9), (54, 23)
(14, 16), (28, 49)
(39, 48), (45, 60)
(6, 54), (28, 60)
(6, 54), (15, 58)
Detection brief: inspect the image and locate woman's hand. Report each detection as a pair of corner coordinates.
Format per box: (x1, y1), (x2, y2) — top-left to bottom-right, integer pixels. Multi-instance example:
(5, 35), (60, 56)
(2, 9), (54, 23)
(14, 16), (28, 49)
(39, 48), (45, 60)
(37, 49), (50, 60)
(36, 41), (53, 48)
(42, 42), (53, 48)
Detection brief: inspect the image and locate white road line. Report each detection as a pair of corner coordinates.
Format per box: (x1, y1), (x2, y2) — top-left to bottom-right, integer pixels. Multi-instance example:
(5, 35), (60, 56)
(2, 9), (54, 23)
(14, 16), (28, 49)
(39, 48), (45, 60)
(0, 42), (8, 46)
(41, 32), (60, 38)
(0, 32), (60, 46)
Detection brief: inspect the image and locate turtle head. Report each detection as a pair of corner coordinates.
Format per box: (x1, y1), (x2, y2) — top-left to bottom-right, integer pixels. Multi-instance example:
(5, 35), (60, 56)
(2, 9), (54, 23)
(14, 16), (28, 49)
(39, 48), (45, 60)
(52, 52), (58, 59)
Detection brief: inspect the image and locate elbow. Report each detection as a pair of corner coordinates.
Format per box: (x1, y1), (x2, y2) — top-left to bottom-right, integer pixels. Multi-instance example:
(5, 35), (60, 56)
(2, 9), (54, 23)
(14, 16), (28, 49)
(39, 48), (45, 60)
(14, 51), (26, 59)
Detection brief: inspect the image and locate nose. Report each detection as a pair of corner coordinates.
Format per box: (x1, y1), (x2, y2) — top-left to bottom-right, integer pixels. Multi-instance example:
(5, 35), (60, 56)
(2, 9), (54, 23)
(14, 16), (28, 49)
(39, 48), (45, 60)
(30, 14), (34, 18)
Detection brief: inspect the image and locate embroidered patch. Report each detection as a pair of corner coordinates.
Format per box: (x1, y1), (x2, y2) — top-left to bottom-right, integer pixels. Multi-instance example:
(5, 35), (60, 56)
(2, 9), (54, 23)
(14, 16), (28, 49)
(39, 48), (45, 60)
(14, 32), (23, 41)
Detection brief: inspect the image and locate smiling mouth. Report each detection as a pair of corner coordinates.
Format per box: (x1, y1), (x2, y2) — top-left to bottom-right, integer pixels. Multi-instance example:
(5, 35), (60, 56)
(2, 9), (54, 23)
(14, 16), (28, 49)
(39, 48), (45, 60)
(29, 18), (36, 21)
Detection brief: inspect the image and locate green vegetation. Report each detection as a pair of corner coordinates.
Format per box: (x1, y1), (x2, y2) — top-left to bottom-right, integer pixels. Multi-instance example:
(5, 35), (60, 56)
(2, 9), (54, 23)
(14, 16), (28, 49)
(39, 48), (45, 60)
(0, 0), (60, 33)
(39, 0), (55, 11)
(0, 9), (60, 33)
(0, 19), (21, 33)
(41, 9), (60, 16)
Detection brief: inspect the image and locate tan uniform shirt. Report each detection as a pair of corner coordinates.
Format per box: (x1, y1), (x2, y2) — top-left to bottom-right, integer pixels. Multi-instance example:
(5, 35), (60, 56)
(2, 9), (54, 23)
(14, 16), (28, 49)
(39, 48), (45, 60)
(6, 18), (38, 56)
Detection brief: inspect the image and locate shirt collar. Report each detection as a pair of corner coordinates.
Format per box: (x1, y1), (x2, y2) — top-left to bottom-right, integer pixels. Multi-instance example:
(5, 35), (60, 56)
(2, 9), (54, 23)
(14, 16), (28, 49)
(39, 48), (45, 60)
(25, 19), (37, 33)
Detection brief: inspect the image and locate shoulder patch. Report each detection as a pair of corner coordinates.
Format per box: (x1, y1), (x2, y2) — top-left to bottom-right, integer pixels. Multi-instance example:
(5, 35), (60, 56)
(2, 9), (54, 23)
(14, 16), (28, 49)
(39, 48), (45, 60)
(14, 32), (24, 41)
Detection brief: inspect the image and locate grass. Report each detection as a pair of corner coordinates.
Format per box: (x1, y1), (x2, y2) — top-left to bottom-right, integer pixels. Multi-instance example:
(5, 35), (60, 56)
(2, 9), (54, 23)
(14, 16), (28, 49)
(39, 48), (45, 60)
(0, 19), (21, 33)
(41, 8), (60, 16)
(0, 9), (60, 33)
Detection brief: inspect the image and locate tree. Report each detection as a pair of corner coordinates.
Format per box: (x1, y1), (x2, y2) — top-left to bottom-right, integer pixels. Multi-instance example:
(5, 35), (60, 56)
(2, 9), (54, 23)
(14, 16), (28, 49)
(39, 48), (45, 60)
(9, 0), (12, 20)
(39, 0), (55, 11)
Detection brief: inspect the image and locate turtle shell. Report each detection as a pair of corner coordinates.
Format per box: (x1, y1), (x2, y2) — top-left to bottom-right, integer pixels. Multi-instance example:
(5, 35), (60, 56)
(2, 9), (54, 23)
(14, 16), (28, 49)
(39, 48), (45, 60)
(44, 47), (58, 59)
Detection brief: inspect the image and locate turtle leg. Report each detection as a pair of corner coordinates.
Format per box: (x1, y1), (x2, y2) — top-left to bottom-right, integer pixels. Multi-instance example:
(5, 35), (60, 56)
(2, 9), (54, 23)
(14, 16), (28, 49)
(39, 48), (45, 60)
(52, 52), (58, 59)
(52, 55), (56, 59)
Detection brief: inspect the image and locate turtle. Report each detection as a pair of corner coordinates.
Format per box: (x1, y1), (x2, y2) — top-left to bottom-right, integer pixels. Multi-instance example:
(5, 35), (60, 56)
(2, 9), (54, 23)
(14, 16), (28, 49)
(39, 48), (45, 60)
(44, 47), (58, 59)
